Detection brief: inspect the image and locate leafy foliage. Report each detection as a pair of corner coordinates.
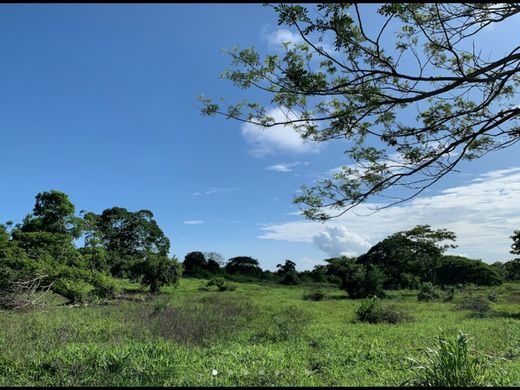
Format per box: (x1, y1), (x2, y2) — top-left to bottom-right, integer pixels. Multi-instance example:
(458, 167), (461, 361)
(417, 282), (440, 302)
(225, 256), (263, 277)
(436, 256), (503, 286)
(276, 260), (300, 285)
(201, 3), (520, 220)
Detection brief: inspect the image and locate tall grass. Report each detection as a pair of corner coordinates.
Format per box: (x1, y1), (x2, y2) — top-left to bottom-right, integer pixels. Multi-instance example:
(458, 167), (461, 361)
(405, 331), (506, 386)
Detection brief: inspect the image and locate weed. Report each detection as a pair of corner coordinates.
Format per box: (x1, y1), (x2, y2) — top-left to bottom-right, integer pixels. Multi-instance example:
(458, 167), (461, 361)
(405, 331), (507, 386)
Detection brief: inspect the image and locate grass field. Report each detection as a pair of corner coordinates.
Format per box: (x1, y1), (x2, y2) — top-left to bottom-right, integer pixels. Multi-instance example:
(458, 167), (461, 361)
(1, 278), (520, 386)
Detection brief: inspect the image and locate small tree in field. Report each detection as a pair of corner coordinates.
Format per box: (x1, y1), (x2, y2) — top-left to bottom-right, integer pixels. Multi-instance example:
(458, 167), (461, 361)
(134, 254), (182, 294)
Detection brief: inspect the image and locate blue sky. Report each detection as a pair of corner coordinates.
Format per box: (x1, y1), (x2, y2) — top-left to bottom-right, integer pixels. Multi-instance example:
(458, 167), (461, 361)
(1, 4), (519, 269)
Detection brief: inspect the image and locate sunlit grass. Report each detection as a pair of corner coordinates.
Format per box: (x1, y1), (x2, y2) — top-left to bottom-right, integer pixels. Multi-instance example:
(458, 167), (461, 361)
(1, 278), (519, 386)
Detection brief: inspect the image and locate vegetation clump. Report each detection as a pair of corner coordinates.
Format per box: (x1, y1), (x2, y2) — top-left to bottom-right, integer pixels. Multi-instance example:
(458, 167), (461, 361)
(417, 282), (441, 302)
(303, 289), (325, 301)
(355, 297), (411, 324)
(406, 331), (506, 386)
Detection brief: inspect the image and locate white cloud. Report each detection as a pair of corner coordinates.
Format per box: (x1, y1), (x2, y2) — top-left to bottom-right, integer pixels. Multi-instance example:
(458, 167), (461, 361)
(241, 107), (319, 157)
(192, 187), (239, 197)
(266, 161), (309, 172)
(183, 220), (204, 225)
(263, 28), (303, 50)
(258, 167), (520, 262)
(312, 226), (372, 257)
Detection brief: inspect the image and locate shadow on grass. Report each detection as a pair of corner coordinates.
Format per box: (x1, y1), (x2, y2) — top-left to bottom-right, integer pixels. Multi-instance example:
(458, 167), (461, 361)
(488, 310), (520, 320)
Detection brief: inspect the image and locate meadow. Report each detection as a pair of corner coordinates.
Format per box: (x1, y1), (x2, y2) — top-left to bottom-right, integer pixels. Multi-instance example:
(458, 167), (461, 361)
(1, 278), (520, 386)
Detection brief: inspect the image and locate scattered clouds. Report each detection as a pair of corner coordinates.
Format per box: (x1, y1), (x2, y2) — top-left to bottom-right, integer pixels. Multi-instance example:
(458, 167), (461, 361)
(312, 226), (372, 258)
(183, 220), (204, 225)
(266, 161), (309, 172)
(258, 167), (520, 262)
(241, 107), (320, 157)
(192, 187), (240, 197)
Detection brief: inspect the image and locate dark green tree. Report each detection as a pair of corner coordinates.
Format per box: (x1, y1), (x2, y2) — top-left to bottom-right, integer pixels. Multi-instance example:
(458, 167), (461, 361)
(504, 258), (520, 281)
(182, 251), (207, 276)
(511, 230), (520, 255)
(276, 259), (300, 285)
(200, 3), (520, 220)
(83, 207), (170, 276)
(436, 255), (502, 286)
(21, 190), (80, 237)
(12, 191), (83, 267)
(133, 254), (182, 294)
(225, 256), (263, 277)
(358, 225), (456, 286)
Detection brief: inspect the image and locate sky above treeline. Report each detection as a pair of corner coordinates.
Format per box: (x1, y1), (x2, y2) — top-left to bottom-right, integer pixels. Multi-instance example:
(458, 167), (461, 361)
(1, 4), (519, 269)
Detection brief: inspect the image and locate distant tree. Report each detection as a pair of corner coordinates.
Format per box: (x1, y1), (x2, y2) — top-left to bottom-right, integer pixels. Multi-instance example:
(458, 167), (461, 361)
(358, 225), (456, 286)
(203, 251), (224, 273)
(490, 261), (508, 281)
(203, 251), (225, 266)
(326, 257), (384, 299)
(83, 207), (170, 277)
(225, 256), (263, 276)
(436, 256), (503, 286)
(276, 259), (300, 285)
(511, 230), (520, 255)
(504, 258), (520, 281)
(200, 3), (520, 220)
(182, 251), (207, 276)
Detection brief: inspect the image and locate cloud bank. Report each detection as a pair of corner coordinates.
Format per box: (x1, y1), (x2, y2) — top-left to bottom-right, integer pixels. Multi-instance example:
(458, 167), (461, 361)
(259, 167), (520, 262)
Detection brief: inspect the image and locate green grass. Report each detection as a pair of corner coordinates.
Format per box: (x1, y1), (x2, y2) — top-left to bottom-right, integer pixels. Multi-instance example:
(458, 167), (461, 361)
(1, 278), (520, 386)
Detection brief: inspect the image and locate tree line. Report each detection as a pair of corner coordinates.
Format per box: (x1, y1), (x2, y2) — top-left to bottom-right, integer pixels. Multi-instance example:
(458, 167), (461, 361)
(1, 190), (520, 307)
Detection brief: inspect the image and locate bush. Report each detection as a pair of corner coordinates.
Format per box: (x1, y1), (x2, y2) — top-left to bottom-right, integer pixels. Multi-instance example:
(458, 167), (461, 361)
(443, 286), (455, 302)
(456, 296), (491, 316)
(340, 261), (385, 299)
(417, 282), (440, 302)
(279, 270), (300, 285)
(487, 290), (498, 303)
(52, 278), (93, 304)
(355, 297), (411, 324)
(253, 306), (310, 342)
(206, 278), (236, 292)
(303, 289), (325, 301)
(405, 331), (506, 386)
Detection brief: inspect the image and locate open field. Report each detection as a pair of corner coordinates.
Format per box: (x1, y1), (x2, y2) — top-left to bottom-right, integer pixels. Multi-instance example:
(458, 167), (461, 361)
(1, 278), (520, 386)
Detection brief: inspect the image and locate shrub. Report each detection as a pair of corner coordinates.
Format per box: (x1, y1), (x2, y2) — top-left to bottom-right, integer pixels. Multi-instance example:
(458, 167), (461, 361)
(339, 260), (385, 299)
(487, 290), (498, 303)
(252, 306), (310, 343)
(355, 297), (411, 324)
(456, 296), (491, 316)
(52, 278), (93, 304)
(405, 331), (506, 386)
(417, 282), (440, 302)
(443, 286), (455, 302)
(206, 278), (236, 292)
(303, 289), (325, 301)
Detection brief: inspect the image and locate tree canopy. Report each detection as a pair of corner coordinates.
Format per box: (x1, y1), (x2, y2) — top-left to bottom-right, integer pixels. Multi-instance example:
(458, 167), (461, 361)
(200, 3), (520, 220)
